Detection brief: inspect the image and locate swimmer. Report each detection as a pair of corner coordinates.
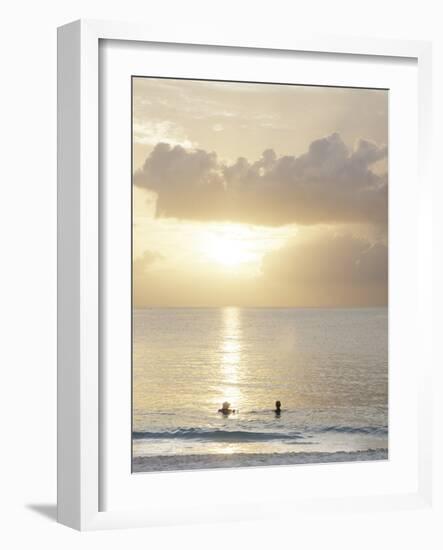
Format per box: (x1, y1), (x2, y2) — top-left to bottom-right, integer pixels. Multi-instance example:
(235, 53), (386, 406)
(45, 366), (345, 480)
(218, 401), (236, 415)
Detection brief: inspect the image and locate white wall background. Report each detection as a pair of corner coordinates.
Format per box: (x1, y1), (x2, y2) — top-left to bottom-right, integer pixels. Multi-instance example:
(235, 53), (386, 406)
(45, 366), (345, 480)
(0, 1), (441, 548)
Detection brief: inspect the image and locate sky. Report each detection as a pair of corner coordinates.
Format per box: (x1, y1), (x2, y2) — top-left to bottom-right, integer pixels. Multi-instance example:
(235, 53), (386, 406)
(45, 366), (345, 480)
(132, 77), (388, 307)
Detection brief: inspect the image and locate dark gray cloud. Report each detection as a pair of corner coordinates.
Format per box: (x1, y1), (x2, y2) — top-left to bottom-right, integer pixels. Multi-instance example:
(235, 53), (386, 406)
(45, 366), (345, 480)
(134, 133), (388, 227)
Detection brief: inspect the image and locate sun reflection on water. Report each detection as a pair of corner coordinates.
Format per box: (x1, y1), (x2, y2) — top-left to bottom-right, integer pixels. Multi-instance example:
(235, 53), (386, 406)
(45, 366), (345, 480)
(219, 307), (243, 410)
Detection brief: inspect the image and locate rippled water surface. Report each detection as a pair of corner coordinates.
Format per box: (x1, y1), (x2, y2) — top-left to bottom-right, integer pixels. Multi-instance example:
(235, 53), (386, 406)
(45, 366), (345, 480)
(132, 307), (388, 470)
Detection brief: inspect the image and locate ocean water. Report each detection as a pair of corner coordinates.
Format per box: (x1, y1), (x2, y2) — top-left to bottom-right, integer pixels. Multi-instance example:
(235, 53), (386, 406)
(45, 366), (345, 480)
(132, 307), (388, 472)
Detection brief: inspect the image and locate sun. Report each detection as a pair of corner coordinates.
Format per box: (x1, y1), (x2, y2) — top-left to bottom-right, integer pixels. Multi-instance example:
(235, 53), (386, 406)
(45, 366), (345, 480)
(209, 236), (252, 267)
(201, 225), (259, 270)
(198, 223), (289, 273)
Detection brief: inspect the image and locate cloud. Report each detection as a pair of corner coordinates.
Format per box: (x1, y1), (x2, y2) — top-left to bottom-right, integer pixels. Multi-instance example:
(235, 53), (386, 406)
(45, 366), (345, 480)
(133, 120), (195, 149)
(132, 233), (387, 307)
(262, 232), (388, 305)
(133, 250), (163, 275)
(134, 133), (388, 228)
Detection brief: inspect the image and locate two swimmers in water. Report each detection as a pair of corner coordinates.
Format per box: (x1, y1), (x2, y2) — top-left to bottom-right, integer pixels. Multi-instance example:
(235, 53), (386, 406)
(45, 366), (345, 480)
(218, 400), (282, 415)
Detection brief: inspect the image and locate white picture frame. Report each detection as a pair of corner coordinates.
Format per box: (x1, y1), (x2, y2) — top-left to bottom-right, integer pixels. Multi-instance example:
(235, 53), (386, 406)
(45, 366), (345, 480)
(57, 19), (433, 531)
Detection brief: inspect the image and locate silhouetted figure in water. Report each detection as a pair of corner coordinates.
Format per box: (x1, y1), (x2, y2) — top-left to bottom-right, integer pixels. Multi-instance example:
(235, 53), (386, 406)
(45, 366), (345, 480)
(275, 400), (282, 416)
(218, 401), (236, 415)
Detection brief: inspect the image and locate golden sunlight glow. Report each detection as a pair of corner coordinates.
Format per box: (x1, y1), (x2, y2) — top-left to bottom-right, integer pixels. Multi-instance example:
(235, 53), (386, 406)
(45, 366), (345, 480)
(209, 236), (254, 268)
(220, 307), (243, 409)
(200, 224), (275, 271)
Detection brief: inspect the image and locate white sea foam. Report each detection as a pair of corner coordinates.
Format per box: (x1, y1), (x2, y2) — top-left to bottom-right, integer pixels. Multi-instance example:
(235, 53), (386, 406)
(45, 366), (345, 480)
(133, 448), (388, 473)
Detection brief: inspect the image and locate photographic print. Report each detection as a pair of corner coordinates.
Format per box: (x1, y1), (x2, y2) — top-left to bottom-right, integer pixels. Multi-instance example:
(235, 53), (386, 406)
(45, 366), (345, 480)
(132, 77), (388, 473)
